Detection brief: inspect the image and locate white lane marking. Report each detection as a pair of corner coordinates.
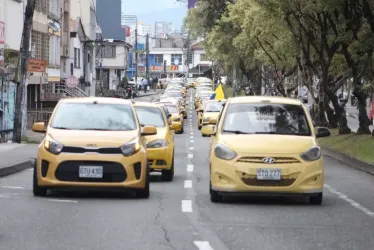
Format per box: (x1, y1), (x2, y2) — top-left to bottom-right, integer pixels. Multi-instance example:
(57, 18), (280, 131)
(190, 132), (193, 135)
(190, 136), (194, 139)
(1, 186), (25, 189)
(189, 147), (194, 150)
(187, 164), (194, 172)
(184, 180), (192, 188)
(188, 154), (193, 158)
(48, 199), (78, 203)
(190, 140), (194, 143)
(182, 200), (193, 212)
(194, 241), (214, 250)
(324, 184), (374, 217)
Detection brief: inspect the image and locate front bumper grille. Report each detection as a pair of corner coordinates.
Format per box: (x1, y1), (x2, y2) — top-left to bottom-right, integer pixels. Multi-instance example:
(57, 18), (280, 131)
(237, 157), (300, 164)
(241, 177), (296, 187)
(55, 161), (127, 183)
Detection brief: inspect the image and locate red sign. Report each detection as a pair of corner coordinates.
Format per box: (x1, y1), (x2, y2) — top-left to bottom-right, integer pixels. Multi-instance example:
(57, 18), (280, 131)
(27, 59), (47, 72)
(125, 26), (130, 37)
(151, 66), (163, 71)
(65, 75), (79, 88)
(168, 65), (178, 70)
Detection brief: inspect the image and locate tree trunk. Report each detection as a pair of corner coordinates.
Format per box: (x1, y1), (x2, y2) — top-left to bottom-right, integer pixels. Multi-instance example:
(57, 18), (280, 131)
(326, 91), (351, 133)
(355, 90), (371, 134)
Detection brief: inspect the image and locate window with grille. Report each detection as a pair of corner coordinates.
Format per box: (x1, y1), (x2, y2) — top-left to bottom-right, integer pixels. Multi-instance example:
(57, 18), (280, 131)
(153, 54), (163, 64)
(74, 48), (81, 68)
(188, 52), (193, 64)
(36, 0), (49, 14)
(49, 35), (60, 66)
(171, 54), (182, 65)
(31, 30), (49, 62)
(96, 45), (116, 58)
(49, 0), (60, 17)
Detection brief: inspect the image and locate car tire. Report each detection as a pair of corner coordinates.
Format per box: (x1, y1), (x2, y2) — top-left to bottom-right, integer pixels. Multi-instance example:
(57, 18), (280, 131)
(210, 181), (223, 203)
(180, 127), (184, 134)
(161, 155), (174, 182)
(309, 193), (323, 205)
(137, 164), (150, 198)
(198, 125), (202, 130)
(33, 160), (47, 197)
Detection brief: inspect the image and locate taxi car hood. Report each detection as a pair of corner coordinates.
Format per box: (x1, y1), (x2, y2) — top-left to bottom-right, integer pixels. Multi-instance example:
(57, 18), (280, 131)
(144, 127), (167, 141)
(220, 134), (316, 155)
(47, 128), (139, 147)
(203, 112), (219, 119)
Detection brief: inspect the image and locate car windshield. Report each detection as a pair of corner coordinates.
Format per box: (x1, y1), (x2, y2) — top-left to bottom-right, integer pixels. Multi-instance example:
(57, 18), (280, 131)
(165, 105), (178, 113)
(222, 103), (311, 136)
(205, 102), (225, 112)
(51, 102), (136, 131)
(134, 106), (165, 127)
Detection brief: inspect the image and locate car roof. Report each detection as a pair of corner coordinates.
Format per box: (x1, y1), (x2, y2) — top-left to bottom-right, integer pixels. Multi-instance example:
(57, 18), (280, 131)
(229, 96), (302, 105)
(206, 99), (227, 103)
(59, 97), (132, 105)
(133, 102), (160, 108)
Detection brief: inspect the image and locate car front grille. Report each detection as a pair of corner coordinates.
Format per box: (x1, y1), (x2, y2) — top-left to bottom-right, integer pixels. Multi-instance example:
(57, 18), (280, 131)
(237, 157), (300, 164)
(241, 177), (296, 187)
(61, 146), (122, 154)
(55, 161), (127, 183)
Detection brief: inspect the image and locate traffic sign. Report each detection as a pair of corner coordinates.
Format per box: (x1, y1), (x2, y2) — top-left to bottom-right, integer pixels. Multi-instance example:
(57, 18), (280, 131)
(66, 75), (79, 88)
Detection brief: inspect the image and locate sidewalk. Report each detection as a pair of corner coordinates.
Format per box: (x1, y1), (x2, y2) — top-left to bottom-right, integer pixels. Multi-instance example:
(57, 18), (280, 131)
(0, 143), (37, 177)
(136, 89), (163, 97)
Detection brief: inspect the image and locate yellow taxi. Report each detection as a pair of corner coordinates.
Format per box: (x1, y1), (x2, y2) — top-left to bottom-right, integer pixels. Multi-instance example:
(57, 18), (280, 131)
(196, 98), (210, 130)
(200, 99), (226, 136)
(206, 96), (331, 204)
(31, 97), (157, 198)
(134, 102), (175, 181)
(158, 102), (184, 134)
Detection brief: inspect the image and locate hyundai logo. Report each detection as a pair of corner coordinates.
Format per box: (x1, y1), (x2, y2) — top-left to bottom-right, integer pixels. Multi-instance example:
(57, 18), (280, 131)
(263, 157), (275, 163)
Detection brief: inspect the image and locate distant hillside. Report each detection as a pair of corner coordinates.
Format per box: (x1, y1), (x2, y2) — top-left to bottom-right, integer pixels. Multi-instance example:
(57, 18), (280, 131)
(137, 7), (187, 30)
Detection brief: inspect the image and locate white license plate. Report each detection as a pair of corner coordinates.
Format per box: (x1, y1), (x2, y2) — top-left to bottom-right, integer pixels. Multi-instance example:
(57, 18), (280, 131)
(256, 168), (281, 180)
(79, 166), (103, 178)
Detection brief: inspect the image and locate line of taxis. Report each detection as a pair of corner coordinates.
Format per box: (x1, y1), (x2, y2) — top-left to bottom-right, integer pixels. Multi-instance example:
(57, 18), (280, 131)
(31, 78), (190, 198)
(192, 78), (332, 205)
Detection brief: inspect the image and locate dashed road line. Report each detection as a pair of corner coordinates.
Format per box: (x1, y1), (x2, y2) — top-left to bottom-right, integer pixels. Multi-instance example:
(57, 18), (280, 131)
(47, 199), (78, 203)
(182, 200), (193, 212)
(187, 164), (194, 172)
(194, 241), (214, 250)
(1, 186), (26, 190)
(190, 140), (194, 143)
(190, 136), (194, 139)
(189, 147), (194, 150)
(324, 184), (374, 217)
(188, 154), (193, 159)
(184, 180), (192, 188)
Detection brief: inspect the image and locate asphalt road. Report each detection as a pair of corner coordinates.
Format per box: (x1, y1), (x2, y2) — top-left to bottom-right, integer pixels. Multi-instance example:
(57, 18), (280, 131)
(1, 91), (374, 250)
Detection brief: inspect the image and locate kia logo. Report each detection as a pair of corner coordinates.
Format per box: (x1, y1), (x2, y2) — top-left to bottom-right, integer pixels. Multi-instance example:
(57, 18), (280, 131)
(263, 158), (274, 163)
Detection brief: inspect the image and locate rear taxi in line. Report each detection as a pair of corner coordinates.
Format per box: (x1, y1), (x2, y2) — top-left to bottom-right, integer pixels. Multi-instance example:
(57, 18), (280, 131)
(158, 102), (184, 134)
(31, 97), (157, 198)
(134, 102), (175, 181)
(200, 99), (226, 136)
(206, 96), (331, 204)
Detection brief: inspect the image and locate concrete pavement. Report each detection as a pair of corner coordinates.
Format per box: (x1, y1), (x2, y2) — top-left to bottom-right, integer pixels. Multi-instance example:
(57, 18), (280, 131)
(0, 143), (37, 176)
(0, 90), (374, 249)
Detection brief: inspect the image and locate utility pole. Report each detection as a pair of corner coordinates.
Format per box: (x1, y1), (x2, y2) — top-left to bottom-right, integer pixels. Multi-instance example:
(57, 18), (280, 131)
(13, 0), (36, 143)
(261, 63), (265, 95)
(134, 28), (138, 83)
(100, 37), (103, 93)
(145, 33), (149, 80)
(186, 31), (190, 78)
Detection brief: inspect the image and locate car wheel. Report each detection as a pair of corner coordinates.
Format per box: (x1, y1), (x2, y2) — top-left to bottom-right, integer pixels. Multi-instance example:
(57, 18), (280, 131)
(33, 160), (47, 197)
(309, 193), (323, 205)
(137, 164), (150, 198)
(161, 155), (174, 182)
(210, 181), (223, 203)
(198, 125), (202, 130)
(180, 127), (184, 134)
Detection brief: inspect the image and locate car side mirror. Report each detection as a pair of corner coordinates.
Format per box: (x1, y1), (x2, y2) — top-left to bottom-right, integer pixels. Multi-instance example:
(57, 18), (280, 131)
(141, 125), (157, 136)
(167, 114), (172, 119)
(32, 122), (46, 133)
(197, 109), (203, 113)
(209, 118), (217, 125)
(316, 127), (331, 138)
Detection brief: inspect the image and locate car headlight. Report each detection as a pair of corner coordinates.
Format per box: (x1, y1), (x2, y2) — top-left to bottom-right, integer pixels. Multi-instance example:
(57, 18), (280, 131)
(120, 138), (140, 156)
(174, 118), (181, 122)
(214, 143), (237, 160)
(147, 139), (168, 148)
(300, 146), (321, 161)
(44, 137), (64, 155)
(203, 117), (211, 122)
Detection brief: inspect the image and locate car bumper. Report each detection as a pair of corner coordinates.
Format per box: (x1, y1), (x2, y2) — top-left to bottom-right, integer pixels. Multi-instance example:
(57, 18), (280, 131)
(147, 146), (173, 170)
(201, 124), (214, 135)
(210, 157), (324, 194)
(36, 147), (148, 189)
(171, 122), (183, 132)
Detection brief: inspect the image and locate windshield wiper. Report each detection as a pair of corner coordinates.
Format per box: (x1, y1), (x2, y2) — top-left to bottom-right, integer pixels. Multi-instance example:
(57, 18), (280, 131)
(223, 130), (252, 134)
(52, 127), (71, 130)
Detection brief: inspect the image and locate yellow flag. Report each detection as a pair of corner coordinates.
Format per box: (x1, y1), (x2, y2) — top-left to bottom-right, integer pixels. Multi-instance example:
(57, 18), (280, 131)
(211, 84), (225, 100)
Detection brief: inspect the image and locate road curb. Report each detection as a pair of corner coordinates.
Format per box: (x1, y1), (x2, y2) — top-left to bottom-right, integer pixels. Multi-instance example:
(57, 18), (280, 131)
(137, 90), (162, 98)
(322, 148), (374, 175)
(0, 160), (34, 177)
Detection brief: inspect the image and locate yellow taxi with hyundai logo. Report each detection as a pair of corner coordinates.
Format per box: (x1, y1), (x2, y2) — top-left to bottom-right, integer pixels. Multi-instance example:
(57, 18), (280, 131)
(200, 99), (226, 136)
(134, 102), (175, 181)
(158, 102), (184, 134)
(31, 97), (157, 198)
(206, 96), (331, 204)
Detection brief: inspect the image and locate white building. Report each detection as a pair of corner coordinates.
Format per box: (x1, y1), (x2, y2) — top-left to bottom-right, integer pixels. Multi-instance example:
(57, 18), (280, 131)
(148, 47), (187, 78)
(188, 41), (212, 78)
(47, 0), (62, 85)
(96, 39), (132, 90)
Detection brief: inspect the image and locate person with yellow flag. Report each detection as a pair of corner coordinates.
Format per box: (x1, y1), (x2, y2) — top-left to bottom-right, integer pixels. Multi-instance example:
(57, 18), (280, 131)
(210, 84), (225, 100)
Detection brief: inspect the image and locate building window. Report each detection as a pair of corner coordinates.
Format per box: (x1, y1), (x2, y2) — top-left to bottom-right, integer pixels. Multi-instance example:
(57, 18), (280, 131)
(153, 54), (163, 64)
(200, 54), (208, 61)
(36, 0), (49, 14)
(49, 35), (60, 66)
(74, 48), (81, 68)
(97, 45), (116, 58)
(49, 0), (61, 17)
(138, 54), (146, 65)
(31, 30), (49, 62)
(171, 54), (182, 65)
(188, 52), (193, 64)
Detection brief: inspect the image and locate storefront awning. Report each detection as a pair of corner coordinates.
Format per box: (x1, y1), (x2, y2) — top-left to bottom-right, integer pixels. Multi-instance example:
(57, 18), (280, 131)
(48, 76), (61, 82)
(189, 65), (212, 74)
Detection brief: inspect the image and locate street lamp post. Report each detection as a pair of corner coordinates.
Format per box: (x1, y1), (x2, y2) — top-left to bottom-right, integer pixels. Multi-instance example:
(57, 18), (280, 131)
(123, 15), (138, 83)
